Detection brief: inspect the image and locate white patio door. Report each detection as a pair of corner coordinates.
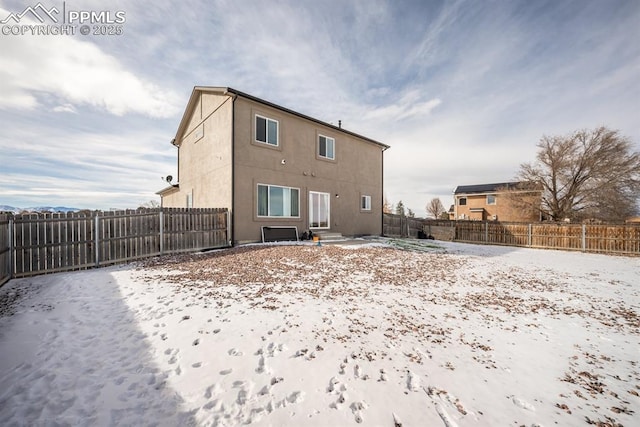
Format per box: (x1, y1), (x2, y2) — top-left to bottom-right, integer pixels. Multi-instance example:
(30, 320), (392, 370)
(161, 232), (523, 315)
(309, 191), (330, 229)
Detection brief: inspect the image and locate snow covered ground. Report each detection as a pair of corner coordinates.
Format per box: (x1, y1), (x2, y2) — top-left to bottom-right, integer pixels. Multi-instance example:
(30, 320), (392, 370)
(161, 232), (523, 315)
(0, 240), (638, 427)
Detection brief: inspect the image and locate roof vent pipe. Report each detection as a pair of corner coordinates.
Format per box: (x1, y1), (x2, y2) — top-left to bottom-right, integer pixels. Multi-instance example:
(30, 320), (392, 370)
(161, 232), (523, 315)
(338, 120), (342, 128)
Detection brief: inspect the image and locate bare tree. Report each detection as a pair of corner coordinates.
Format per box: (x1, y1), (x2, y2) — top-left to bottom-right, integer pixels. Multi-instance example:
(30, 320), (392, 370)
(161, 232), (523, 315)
(406, 208), (415, 218)
(382, 196), (392, 214)
(426, 197), (445, 219)
(496, 182), (544, 223)
(518, 127), (640, 222)
(139, 199), (160, 209)
(395, 200), (405, 216)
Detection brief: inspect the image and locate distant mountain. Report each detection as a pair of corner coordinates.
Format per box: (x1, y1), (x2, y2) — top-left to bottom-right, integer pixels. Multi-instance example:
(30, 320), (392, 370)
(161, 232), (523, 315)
(0, 205), (20, 214)
(30, 206), (80, 213)
(0, 205), (80, 214)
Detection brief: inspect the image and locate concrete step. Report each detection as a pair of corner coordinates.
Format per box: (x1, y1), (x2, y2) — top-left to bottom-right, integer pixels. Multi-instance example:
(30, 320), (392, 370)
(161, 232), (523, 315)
(313, 231), (344, 241)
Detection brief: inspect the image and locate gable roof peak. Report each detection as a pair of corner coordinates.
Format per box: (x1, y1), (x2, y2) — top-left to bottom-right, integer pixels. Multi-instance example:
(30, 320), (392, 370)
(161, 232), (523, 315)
(173, 86), (388, 150)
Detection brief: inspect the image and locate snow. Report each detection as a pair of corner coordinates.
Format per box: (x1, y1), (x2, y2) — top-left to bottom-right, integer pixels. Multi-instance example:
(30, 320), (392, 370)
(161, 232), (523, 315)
(1, 240), (639, 426)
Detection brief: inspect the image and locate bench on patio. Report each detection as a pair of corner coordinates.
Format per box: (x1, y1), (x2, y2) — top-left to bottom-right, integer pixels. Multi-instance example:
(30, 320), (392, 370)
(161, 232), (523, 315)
(261, 226), (299, 243)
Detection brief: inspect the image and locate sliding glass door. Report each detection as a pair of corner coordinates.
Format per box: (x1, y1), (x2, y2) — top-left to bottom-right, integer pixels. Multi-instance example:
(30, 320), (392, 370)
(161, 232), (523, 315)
(309, 191), (330, 229)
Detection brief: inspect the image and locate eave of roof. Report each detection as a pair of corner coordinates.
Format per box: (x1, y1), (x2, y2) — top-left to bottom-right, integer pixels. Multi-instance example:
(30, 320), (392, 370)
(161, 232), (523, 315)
(172, 86), (389, 150)
(156, 184), (179, 196)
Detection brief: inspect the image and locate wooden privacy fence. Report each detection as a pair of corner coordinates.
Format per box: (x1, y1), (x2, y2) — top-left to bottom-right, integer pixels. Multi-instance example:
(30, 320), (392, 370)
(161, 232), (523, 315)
(0, 214), (10, 286)
(383, 213), (425, 238)
(448, 221), (640, 256)
(0, 208), (229, 280)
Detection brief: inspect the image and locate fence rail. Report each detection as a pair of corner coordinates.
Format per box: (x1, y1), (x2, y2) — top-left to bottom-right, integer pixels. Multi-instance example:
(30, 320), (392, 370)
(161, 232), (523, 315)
(382, 216), (640, 256)
(437, 220), (640, 256)
(1, 208), (229, 281)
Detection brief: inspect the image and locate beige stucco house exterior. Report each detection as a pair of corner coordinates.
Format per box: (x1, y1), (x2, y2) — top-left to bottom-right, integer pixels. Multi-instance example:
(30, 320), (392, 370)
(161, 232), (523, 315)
(453, 182), (542, 222)
(157, 87), (389, 244)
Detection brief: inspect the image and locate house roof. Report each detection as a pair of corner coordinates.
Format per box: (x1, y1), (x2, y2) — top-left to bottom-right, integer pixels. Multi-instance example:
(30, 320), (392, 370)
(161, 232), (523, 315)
(173, 86), (389, 150)
(155, 184), (179, 196)
(454, 182), (523, 195)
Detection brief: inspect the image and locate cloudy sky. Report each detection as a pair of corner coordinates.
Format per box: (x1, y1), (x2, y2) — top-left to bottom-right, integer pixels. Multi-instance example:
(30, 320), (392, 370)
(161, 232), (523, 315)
(1, 0), (638, 215)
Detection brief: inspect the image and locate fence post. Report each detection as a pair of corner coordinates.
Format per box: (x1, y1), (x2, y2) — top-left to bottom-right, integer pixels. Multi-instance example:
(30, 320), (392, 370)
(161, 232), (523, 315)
(484, 221), (488, 242)
(159, 210), (164, 255)
(581, 224), (586, 252)
(528, 224), (532, 247)
(94, 214), (100, 267)
(8, 218), (14, 280)
(226, 209), (232, 246)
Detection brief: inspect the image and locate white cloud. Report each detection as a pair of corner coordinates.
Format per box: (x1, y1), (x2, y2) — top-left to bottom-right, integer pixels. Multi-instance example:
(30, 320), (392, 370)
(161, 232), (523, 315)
(52, 103), (77, 113)
(0, 121), (177, 209)
(1, 0), (638, 215)
(363, 91), (442, 122)
(0, 7), (181, 118)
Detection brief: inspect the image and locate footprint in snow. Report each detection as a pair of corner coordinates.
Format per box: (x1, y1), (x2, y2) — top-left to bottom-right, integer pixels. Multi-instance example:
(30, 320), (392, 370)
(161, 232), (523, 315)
(350, 401), (367, 424)
(512, 396), (535, 411)
(204, 383), (224, 399)
(354, 364), (362, 378)
(406, 370), (420, 392)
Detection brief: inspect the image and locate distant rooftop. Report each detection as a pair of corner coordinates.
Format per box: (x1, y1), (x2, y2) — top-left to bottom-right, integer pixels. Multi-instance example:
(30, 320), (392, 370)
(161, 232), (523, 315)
(454, 182), (522, 194)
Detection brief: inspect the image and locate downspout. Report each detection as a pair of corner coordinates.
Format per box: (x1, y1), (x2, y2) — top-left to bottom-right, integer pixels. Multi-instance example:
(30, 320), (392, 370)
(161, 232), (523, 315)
(381, 145), (389, 236)
(453, 193), (457, 220)
(225, 90), (238, 246)
(167, 137), (179, 209)
(170, 138), (179, 181)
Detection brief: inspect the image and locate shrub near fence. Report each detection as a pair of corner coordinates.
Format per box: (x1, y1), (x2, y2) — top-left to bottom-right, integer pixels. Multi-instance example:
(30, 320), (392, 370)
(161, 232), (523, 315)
(1, 208), (229, 280)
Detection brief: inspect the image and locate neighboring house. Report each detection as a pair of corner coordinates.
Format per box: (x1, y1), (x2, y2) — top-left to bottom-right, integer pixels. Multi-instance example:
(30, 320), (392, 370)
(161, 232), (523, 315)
(447, 204), (455, 221)
(157, 87), (389, 244)
(453, 182), (542, 222)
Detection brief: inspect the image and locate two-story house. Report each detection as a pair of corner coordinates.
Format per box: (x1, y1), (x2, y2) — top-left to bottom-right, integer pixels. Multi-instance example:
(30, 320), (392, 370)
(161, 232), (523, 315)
(157, 87), (389, 244)
(453, 182), (542, 222)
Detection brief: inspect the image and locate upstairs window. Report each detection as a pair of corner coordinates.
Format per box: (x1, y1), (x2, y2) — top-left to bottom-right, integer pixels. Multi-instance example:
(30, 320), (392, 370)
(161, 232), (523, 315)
(255, 115), (279, 146)
(361, 195), (372, 211)
(318, 135), (335, 160)
(459, 197), (467, 206)
(486, 195), (496, 205)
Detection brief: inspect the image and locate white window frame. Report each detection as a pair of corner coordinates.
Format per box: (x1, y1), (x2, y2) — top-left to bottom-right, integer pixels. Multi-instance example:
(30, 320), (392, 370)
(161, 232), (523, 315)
(257, 184), (300, 218)
(255, 114), (279, 146)
(361, 195), (372, 211)
(309, 191), (330, 229)
(486, 195), (496, 205)
(318, 135), (335, 160)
